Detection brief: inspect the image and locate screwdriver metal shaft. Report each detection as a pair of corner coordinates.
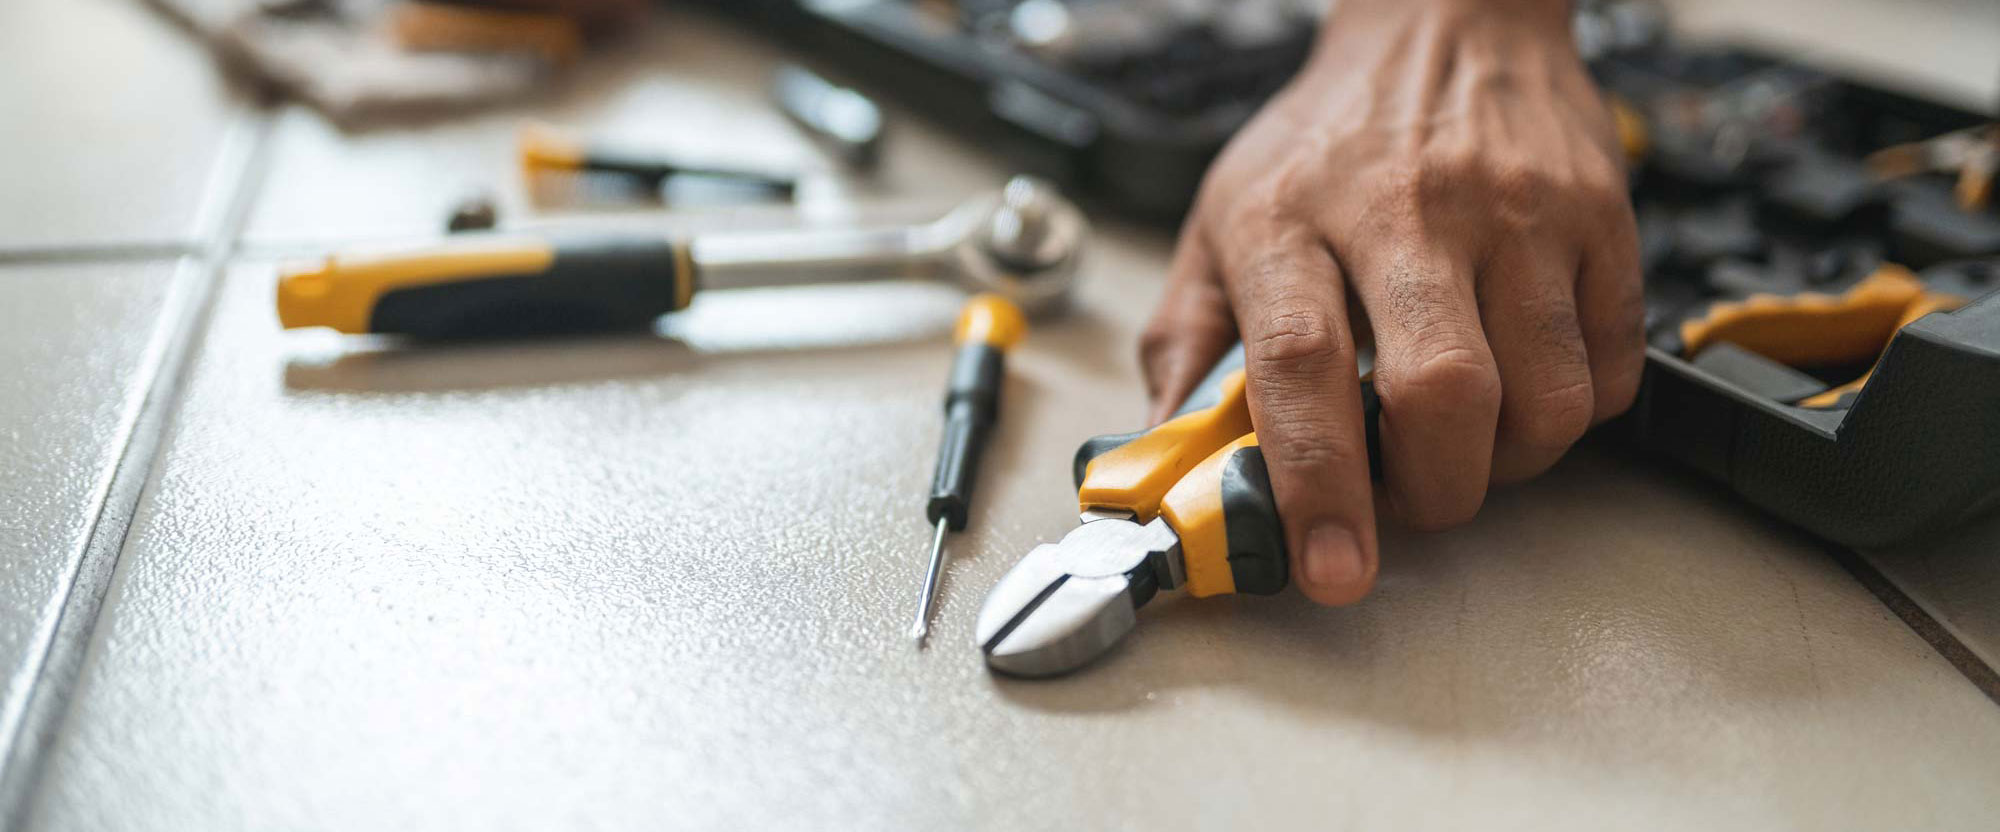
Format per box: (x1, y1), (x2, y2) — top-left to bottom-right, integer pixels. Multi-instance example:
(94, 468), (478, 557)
(910, 518), (950, 644)
(910, 294), (1026, 647)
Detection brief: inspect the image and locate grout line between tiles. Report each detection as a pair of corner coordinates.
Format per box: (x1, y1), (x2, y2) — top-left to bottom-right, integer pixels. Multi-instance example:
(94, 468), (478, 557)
(0, 242), (196, 267)
(0, 109), (275, 829)
(1638, 448), (2000, 708)
(1824, 542), (2000, 707)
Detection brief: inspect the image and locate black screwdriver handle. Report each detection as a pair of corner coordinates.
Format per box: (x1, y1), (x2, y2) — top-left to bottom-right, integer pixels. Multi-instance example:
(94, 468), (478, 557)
(276, 235), (697, 339)
(927, 295), (1026, 530)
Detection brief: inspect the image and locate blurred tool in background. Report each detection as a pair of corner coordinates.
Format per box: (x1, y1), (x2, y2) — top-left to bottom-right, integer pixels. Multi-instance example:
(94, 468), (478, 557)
(773, 65), (885, 173)
(912, 294), (1025, 646)
(147, 0), (644, 125)
(388, 1), (585, 66)
(518, 121), (801, 202)
(276, 175), (1086, 338)
(1869, 124), (2000, 212)
(445, 192), (501, 232)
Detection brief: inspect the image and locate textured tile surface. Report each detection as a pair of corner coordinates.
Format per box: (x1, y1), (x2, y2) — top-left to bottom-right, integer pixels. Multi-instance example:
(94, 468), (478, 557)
(0, 262), (180, 736)
(0, 0), (238, 250)
(24, 240), (2000, 830)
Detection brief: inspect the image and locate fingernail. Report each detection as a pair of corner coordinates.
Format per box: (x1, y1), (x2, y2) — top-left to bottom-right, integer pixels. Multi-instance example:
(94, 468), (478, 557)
(1304, 524), (1364, 589)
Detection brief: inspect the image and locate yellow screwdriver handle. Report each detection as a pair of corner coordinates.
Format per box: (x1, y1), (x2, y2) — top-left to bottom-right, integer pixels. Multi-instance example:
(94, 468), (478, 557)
(953, 293), (1026, 351)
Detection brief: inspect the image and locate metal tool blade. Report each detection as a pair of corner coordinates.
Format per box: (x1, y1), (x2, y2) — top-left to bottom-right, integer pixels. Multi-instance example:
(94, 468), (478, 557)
(975, 518), (1179, 677)
(982, 574), (1139, 677)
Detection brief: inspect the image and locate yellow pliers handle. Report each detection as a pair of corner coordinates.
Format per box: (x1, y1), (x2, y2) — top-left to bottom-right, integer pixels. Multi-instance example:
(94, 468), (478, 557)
(1070, 345), (1381, 598)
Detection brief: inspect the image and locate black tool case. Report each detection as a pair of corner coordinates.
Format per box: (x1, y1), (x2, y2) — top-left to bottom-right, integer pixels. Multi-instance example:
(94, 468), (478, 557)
(692, 0), (1315, 220)
(1600, 47), (2000, 545)
(1633, 284), (2000, 547)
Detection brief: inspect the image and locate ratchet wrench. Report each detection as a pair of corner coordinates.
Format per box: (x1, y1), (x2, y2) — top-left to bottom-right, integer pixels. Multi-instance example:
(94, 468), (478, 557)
(276, 176), (1086, 339)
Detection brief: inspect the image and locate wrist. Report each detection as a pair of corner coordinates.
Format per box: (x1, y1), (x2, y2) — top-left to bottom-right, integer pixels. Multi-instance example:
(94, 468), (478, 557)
(1322, 0), (1573, 46)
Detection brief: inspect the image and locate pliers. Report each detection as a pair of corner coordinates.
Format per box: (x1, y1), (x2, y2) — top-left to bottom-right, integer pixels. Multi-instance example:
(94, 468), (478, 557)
(975, 345), (1380, 677)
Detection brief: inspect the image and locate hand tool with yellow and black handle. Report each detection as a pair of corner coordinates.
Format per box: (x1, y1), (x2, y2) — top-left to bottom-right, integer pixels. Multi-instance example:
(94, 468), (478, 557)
(975, 344), (1381, 677)
(911, 294), (1027, 645)
(1632, 258), (2000, 546)
(275, 176), (1086, 340)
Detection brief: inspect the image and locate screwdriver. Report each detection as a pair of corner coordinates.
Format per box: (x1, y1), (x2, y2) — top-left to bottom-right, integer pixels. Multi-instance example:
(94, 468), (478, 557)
(912, 293), (1027, 646)
(517, 122), (798, 198)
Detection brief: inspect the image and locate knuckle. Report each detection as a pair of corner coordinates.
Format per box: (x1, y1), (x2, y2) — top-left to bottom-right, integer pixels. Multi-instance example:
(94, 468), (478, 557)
(1396, 483), (1485, 531)
(1584, 275), (1648, 348)
(1595, 368), (1641, 423)
(1579, 183), (1635, 229)
(1511, 375), (1595, 451)
(1365, 161), (1433, 217)
(1392, 335), (1501, 413)
(1570, 163), (1637, 234)
(1593, 344), (1645, 422)
(1490, 164), (1557, 232)
(1247, 306), (1346, 372)
(1581, 138), (1631, 183)
(1606, 286), (1648, 343)
(1583, 276), (1648, 424)
(1268, 415), (1361, 473)
(1216, 187), (1296, 238)
(1579, 157), (1628, 201)
(1264, 156), (1325, 213)
(1492, 161), (1551, 202)
(1355, 157), (1464, 242)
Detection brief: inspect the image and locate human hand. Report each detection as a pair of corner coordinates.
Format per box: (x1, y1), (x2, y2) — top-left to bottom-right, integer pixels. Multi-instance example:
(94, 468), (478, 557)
(1139, 0), (1645, 605)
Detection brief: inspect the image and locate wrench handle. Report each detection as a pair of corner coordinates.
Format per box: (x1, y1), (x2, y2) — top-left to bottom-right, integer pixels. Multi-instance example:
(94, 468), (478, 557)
(689, 225), (948, 291)
(276, 235), (695, 339)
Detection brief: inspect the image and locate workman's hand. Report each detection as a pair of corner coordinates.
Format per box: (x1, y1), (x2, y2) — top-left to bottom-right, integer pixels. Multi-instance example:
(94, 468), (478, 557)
(1140, 0), (1644, 605)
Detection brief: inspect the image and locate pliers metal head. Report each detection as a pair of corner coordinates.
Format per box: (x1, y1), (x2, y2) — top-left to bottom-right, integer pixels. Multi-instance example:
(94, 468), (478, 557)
(974, 513), (1181, 678)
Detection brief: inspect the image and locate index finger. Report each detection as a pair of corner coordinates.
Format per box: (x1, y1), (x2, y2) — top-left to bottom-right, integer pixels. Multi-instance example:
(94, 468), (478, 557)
(1215, 230), (1378, 605)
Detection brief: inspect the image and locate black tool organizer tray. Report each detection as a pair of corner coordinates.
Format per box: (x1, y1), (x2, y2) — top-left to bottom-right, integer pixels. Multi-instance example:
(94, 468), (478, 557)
(1599, 48), (2000, 547)
(702, 1), (2000, 546)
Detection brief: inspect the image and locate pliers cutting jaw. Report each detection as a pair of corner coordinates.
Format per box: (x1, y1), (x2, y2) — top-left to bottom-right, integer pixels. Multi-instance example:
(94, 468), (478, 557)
(975, 514), (1182, 678)
(975, 343), (1279, 678)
